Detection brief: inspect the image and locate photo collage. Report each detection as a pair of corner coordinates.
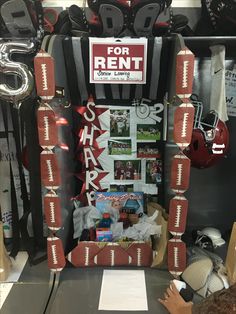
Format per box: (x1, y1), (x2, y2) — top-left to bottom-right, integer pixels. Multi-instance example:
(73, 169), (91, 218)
(96, 100), (165, 195)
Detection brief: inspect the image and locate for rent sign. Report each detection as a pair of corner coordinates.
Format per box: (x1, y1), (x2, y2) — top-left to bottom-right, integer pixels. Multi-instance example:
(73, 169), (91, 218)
(89, 38), (147, 84)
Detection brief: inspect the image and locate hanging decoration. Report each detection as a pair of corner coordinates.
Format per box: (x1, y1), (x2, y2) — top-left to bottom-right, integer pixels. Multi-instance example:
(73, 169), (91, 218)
(68, 97), (165, 267)
(75, 97), (165, 204)
(0, 40), (35, 107)
(75, 96), (109, 206)
(0, 1), (49, 263)
(167, 36), (195, 276)
(0, 39), (37, 259)
(34, 50), (66, 272)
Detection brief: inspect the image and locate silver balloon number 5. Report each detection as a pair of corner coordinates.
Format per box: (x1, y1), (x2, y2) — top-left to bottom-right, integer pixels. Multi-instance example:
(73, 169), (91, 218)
(0, 40), (35, 108)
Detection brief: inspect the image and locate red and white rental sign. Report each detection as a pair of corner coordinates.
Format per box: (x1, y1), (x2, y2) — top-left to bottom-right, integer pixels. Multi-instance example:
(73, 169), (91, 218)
(89, 38), (147, 84)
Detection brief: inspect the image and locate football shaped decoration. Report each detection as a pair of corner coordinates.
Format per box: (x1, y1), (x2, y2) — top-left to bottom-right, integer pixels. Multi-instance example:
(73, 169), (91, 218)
(47, 237), (66, 272)
(67, 242), (154, 267)
(176, 47), (195, 102)
(173, 103), (195, 150)
(127, 242), (153, 267)
(168, 196), (188, 236)
(40, 150), (61, 190)
(168, 238), (186, 276)
(44, 192), (62, 231)
(34, 50), (55, 100)
(94, 243), (131, 266)
(67, 242), (101, 267)
(170, 153), (191, 194)
(37, 106), (58, 149)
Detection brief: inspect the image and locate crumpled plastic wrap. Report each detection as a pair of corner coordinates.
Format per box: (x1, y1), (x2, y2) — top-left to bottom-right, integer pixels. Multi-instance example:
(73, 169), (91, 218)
(111, 210), (162, 241)
(73, 203), (102, 239)
(73, 204), (162, 242)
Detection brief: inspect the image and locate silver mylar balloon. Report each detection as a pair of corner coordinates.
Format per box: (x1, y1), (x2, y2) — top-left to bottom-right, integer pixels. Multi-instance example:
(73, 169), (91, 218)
(0, 40), (35, 108)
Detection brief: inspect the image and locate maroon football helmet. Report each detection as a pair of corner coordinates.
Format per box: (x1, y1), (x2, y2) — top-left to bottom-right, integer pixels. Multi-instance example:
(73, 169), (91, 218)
(184, 100), (229, 169)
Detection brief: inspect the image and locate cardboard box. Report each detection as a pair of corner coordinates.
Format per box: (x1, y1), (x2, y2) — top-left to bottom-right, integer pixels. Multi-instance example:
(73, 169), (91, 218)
(67, 241), (153, 267)
(67, 202), (169, 268)
(225, 222), (236, 285)
(147, 202), (169, 268)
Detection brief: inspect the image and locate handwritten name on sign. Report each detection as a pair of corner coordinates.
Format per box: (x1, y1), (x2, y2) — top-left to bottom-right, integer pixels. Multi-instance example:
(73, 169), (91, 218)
(89, 38), (147, 84)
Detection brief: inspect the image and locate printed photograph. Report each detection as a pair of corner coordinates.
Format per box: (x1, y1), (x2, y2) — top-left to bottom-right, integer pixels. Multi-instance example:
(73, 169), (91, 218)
(95, 192), (144, 215)
(114, 160), (141, 180)
(110, 109), (130, 137)
(110, 184), (134, 192)
(137, 124), (161, 140)
(146, 159), (162, 184)
(137, 142), (161, 158)
(108, 139), (132, 155)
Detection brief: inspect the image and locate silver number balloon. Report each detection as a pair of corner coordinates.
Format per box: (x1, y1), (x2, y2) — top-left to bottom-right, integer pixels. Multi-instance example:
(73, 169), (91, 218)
(0, 40), (35, 107)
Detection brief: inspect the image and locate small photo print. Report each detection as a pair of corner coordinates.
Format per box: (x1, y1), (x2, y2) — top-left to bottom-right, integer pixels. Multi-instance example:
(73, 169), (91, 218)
(108, 139), (132, 155)
(110, 109), (130, 137)
(110, 184), (134, 192)
(146, 159), (162, 184)
(95, 192), (144, 215)
(114, 160), (141, 180)
(137, 142), (161, 158)
(137, 124), (161, 140)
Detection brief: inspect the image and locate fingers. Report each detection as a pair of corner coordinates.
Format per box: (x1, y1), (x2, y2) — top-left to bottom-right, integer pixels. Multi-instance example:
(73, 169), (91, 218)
(158, 280), (182, 309)
(158, 298), (168, 309)
(158, 298), (165, 305)
(164, 292), (169, 300)
(166, 287), (174, 298)
(170, 281), (180, 294)
(158, 297), (172, 312)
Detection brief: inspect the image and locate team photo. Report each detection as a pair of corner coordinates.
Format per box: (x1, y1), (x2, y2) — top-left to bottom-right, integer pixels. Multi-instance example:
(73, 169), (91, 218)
(137, 142), (161, 158)
(110, 184), (134, 192)
(108, 139), (132, 155)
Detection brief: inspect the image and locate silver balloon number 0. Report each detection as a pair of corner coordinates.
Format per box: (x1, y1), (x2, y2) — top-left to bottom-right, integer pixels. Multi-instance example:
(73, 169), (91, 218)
(0, 40), (35, 108)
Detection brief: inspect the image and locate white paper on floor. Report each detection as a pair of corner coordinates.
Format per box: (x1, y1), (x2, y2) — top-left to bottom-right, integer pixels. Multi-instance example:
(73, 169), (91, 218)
(98, 269), (148, 311)
(0, 251), (28, 309)
(0, 283), (13, 309)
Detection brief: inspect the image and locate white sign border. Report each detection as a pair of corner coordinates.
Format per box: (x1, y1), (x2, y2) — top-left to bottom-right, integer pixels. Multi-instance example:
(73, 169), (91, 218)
(89, 37), (148, 85)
